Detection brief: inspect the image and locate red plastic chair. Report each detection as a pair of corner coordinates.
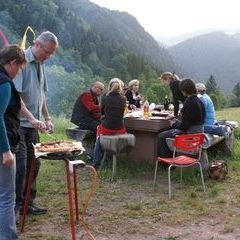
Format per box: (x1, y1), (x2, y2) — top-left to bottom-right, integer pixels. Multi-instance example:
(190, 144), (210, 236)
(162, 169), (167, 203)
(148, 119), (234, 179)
(153, 133), (206, 200)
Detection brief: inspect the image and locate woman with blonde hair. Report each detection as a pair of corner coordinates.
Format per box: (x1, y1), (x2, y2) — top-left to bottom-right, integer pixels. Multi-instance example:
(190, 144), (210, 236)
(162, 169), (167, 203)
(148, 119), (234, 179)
(125, 79), (142, 109)
(92, 78), (126, 168)
(160, 72), (186, 116)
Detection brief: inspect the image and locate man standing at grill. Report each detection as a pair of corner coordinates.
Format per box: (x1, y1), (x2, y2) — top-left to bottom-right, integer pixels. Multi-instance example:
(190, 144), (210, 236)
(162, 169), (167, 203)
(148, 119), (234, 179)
(14, 31), (59, 220)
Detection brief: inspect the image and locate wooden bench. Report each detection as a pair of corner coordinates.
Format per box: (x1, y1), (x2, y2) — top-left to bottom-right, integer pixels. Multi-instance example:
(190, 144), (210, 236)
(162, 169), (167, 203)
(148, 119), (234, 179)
(65, 128), (95, 158)
(166, 126), (236, 170)
(99, 133), (136, 181)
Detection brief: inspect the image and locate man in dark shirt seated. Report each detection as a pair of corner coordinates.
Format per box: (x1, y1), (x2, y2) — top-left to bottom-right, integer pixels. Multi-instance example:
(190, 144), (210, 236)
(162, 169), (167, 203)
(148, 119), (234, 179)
(158, 78), (205, 157)
(71, 81), (104, 133)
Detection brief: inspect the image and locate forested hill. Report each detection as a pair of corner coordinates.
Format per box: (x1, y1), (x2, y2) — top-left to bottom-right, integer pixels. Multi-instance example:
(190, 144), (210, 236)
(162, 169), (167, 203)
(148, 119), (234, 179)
(1, 0), (178, 75)
(1, 0), (178, 115)
(168, 31), (240, 92)
(63, 0), (177, 71)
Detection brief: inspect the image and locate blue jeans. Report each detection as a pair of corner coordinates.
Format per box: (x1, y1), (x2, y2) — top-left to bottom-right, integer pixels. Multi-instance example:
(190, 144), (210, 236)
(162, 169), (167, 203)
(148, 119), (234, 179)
(158, 129), (183, 157)
(0, 154), (18, 240)
(92, 137), (102, 167)
(204, 124), (226, 136)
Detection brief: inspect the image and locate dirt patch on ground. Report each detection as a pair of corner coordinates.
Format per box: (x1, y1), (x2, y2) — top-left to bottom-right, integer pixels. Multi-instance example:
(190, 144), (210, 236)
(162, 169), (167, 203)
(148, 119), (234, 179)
(19, 161), (240, 240)
(20, 216), (240, 240)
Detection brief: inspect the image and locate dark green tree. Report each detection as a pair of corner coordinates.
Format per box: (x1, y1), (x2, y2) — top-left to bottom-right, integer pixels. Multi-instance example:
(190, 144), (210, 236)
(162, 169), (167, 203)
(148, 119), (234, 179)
(205, 75), (218, 94)
(144, 83), (170, 104)
(231, 82), (240, 107)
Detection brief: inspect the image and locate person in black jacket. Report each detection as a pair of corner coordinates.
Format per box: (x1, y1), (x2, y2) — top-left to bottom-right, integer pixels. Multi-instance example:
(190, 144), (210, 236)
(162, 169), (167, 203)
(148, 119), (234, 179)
(125, 79), (143, 109)
(157, 78), (205, 157)
(92, 78), (126, 168)
(159, 72), (186, 116)
(71, 81), (105, 133)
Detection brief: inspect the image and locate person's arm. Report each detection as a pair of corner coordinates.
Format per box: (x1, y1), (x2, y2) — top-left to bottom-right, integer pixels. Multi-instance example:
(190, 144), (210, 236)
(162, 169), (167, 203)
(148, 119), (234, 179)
(41, 94), (54, 133)
(81, 92), (101, 119)
(20, 99), (45, 131)
(170, 82), (180, 116)
(41, 94), (50, 120)
(0, 83), (14, 167)
(176, 99), (193, 131)
(125, 90), (134, 105)
(100, 95), (106, 119)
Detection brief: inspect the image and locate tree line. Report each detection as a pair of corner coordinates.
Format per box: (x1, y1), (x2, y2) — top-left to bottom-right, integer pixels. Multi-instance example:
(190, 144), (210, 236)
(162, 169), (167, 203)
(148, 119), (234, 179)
(0, 0), (239, 117)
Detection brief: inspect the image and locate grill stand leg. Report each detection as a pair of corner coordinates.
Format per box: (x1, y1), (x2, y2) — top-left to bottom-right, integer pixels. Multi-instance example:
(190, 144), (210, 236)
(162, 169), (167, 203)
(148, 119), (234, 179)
(65, 160), (76, 240)
(73, 166), (79, 223)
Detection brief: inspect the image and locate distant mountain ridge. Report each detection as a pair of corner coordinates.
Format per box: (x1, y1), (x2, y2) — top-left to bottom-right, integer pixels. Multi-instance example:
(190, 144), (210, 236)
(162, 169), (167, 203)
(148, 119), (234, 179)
(168, 31), (240, 92)
(156, 28), (240, 46)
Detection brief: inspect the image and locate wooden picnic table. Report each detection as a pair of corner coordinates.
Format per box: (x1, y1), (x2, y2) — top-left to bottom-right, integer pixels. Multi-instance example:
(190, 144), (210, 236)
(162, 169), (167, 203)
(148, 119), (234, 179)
(124, 113), (170, 163)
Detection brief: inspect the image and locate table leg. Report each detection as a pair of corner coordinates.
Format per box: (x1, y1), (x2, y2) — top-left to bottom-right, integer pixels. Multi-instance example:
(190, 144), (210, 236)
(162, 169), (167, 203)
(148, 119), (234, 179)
(65, 160), (76, 240)
(20, 156), (36, 233)
(73, 166), (79, 223)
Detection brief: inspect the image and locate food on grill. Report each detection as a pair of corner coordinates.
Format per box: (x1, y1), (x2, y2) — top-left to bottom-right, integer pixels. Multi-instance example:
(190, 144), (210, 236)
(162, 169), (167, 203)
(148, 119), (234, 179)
(35, 141), (81, 153)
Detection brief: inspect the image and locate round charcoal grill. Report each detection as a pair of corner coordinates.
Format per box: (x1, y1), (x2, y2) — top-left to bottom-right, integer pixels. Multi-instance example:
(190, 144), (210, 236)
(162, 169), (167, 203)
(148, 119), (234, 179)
(35, 141), (84, 161)
(40, 149), (83, 161)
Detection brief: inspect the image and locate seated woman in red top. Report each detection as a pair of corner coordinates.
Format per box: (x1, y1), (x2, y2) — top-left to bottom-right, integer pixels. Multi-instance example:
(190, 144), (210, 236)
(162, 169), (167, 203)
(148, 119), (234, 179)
(92, 78), (126, 168)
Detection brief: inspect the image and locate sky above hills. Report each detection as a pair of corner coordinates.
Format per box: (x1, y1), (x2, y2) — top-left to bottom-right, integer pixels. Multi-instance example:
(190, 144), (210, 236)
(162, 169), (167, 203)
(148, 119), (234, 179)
(90, 0), (240, 41)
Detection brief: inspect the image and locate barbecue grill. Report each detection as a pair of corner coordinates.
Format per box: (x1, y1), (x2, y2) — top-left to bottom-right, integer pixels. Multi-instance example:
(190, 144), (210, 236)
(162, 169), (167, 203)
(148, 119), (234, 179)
(20, 141), (96, 240)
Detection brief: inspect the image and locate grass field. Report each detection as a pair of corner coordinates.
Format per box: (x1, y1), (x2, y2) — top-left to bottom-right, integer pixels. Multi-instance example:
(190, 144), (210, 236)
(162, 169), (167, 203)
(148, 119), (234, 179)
(19, 108), (240, 240)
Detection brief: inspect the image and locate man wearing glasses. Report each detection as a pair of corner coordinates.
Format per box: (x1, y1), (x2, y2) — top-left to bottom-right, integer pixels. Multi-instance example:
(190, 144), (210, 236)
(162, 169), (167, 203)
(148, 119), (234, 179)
(71, 81), (104, 133)
(14, 31), (59, 221)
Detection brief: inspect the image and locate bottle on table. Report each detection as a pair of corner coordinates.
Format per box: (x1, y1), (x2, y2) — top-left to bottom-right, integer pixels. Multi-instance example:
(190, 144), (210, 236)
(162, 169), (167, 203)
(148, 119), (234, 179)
(143, 100), (150, 119)
(163, 95), (170, 110)
(124, 101), (129, 115)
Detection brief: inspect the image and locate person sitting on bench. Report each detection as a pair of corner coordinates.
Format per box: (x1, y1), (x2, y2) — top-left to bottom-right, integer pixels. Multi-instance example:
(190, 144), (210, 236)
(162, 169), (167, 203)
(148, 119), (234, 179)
(196, 83), (231, 137)
(71, 81), (105, 134)
(92, 78), (126, 168)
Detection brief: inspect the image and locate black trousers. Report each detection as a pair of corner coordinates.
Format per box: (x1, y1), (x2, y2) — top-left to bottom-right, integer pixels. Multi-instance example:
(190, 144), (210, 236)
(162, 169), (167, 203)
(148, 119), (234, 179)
(157, 125), (204, 158)
(15, 127), (40, 207)
(78, 119), (100, 134)
(157, 128), (183, 157)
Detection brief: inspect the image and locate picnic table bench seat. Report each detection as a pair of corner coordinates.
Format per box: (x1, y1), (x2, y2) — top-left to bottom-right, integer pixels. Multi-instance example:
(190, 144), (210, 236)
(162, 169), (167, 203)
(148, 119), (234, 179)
(99, 133), (136, 181)
(66, 128), (136, 180)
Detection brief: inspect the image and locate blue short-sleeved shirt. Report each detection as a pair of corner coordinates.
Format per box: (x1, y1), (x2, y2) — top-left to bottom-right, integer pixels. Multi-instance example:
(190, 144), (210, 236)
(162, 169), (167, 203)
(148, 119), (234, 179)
(14, 47), (48, 128)
(198, 93), (215, 126)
